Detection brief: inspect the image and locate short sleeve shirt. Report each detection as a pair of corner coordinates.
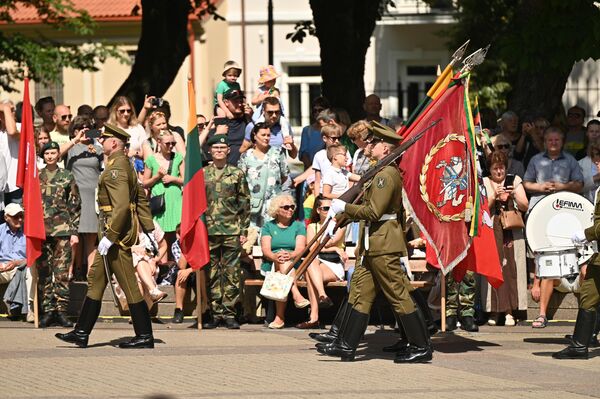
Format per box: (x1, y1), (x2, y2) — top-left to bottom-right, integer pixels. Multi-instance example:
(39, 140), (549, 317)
(260, 220), (306, 253)
(214, 80), (241, 105)
(524, 151), (584, 209)
(322, 167), (351, 196)
(312, 149), (352, 194)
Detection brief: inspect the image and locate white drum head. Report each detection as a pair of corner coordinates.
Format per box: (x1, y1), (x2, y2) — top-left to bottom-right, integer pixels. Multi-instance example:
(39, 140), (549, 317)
(526, 192), (594, 252)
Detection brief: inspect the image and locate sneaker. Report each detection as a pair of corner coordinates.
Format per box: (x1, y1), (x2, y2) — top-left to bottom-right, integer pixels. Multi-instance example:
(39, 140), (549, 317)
(505, 314), (516, 326)
(487, 318), (497, 326)
(172, 308), (184, 324)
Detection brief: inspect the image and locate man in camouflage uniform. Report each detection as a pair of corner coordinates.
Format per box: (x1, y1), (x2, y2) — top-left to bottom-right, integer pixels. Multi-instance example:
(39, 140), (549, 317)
(445, 270), (478, 332)
(56, 124), (156, 348)
(202, 134), (250, 329)
(38, 141), (81, 328)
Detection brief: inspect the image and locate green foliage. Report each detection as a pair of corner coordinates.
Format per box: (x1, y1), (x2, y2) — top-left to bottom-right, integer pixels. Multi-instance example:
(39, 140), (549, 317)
(447, 0), (600, 113)
(0, 0), (126, 92)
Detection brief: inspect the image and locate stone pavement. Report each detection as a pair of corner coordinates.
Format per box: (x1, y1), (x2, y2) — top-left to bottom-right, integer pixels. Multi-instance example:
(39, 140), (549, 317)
(1, 320), (600, 399)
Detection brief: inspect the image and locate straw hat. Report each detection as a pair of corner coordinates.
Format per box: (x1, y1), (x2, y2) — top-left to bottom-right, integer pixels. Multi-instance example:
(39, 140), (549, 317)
(222, 60), (242, 77)
(258, 65), (281, 84)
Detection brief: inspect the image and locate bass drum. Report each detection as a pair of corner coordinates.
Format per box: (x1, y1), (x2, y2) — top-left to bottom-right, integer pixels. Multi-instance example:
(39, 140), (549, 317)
(526, 192), (595, 264)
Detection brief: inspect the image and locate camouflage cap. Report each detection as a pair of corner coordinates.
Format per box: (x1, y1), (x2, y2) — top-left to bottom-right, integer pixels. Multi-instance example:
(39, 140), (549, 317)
(367, 120), (403, 145)
(40, 141), (60, 156)
(206, 134), (229, 146)
(101, 123), (130, 142)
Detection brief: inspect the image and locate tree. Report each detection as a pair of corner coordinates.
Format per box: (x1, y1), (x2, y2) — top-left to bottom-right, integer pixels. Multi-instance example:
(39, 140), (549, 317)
(0, 0), (123, 92)
(445, 0), (600, 120)
(110, 0), (223, 110)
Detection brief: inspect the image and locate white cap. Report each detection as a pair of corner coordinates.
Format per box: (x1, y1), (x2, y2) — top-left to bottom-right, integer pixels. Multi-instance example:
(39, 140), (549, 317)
(4, 203), (24, 216)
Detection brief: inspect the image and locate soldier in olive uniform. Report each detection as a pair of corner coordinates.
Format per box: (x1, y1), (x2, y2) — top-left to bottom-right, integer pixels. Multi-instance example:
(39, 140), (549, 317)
(38, 141), (81, 328)
(554, 193), (600, 359)
(317, 122), (432, 363)
(56, 124), (156, 348)
(202, 135), (250, 329)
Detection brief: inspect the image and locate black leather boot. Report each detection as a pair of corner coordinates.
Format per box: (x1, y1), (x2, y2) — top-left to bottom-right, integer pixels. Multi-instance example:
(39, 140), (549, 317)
(553, 308), (595, 359)
(56, 312), (74, 328)
(316, 308), (369, 361)
(119, 301), (154, 349)
(395, 310), (433, 363)
(40, 311), (56, 328)
(383, 311), (408, 353)
(591, 304), (600, 347)
(315, 299), (354, 352)
(411, 290), (438, 336)
(309, 297), (350, 343)
(55, 297), (102, 348)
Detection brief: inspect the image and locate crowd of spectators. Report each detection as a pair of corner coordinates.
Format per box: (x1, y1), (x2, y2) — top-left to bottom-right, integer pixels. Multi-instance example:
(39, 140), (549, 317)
(1, 60), (600, 333)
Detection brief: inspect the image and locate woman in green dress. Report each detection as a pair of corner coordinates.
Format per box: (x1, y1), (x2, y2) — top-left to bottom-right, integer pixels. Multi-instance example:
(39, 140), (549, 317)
(142, 130), (184, 259)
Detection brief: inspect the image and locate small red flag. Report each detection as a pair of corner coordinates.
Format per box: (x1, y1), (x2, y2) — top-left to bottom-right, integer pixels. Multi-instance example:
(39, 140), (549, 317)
(16, 77), (46, 266)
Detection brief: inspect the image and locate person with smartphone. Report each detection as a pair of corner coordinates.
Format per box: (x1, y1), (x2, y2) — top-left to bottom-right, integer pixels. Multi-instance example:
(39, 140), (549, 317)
(483, 151), (529, 327)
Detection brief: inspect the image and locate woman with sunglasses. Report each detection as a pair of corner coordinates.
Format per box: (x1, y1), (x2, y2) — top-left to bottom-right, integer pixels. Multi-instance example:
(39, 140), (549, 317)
(142, 111), (185, 159)
(491, 134), (525, 178)
(108, 96), (146, 158)
(142, 130), (184, 259)
(296, 195), (347, 329)
(238, 123), (291, 252)
(260, 194), (307, 328)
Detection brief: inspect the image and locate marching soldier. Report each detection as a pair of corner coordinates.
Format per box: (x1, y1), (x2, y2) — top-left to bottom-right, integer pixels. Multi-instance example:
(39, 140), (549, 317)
(56, 124), (155, 348)
(202, 134), (250, 329)
(317, 121), (432, 363)
(39, 141), (81, 328)
(554, 189), (600, 359)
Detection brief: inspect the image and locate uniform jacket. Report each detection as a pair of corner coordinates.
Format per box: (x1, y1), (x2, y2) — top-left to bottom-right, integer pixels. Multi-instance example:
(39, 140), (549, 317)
(343, 165), (407, 257)
(98, 152), (154, 247)
(40, 167), (81, 237)
(204, 163), (250, 236)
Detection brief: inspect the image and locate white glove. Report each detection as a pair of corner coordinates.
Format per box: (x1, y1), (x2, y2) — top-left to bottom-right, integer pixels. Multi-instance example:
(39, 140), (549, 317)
(331, 199), (347, 214)
(324, 218), (336, 239)
(98, 237), (114, 256)
(571, 230), (587, 245)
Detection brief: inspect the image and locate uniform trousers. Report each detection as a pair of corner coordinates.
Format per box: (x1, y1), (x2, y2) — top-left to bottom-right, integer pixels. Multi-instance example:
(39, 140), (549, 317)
(579, 265), (600, 311)
(38, 237), (72, 312)
(207, 235), (241, 319)
(348, 253), (415, 315)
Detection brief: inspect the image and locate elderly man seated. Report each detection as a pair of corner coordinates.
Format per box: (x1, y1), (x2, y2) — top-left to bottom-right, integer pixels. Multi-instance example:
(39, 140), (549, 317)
(0, 203), (32, 321)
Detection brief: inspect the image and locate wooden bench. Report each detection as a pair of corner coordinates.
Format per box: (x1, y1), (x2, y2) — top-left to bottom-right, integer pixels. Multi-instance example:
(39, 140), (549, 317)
(244, 246), (434, 290)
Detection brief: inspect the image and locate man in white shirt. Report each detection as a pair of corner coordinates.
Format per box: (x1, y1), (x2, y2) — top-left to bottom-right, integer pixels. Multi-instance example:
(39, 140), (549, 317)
(0, 101), (20, 209)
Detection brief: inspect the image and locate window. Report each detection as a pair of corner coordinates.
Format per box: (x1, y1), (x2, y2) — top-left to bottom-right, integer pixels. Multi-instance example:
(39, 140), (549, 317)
(282, 64), (322, 128)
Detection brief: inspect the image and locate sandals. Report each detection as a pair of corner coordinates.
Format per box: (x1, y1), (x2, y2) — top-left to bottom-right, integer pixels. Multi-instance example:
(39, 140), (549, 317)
(532, 315), (547, 328)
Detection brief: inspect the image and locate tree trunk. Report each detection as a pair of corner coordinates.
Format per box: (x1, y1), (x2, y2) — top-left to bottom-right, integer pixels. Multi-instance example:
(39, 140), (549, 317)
(110, 0), (192, 111)
(507, 0), (572, 121)
(310, 0), (380, 122)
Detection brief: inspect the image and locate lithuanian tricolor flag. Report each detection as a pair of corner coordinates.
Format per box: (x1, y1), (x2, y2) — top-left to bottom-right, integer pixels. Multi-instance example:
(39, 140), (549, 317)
(180, 77), (210, 269)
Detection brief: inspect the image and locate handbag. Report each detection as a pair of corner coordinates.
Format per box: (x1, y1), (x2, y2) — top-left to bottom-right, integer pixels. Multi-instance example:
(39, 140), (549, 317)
(260, 271), (293, 302)
(149, 155), (174, 216)
(499, 199), (524, 230)
(318, 252), (342, 263)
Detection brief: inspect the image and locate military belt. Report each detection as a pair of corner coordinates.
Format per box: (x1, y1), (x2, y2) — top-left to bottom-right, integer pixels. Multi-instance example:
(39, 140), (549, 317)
(364, 213), (397, 251)
(98, 204), (136, 212)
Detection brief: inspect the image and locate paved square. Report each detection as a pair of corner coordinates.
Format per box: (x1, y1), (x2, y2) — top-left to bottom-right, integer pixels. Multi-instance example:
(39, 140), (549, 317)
(1, 321), (599, 398)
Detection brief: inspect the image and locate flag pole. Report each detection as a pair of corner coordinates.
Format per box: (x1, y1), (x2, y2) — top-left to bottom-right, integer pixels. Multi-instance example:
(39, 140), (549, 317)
(32, 261), (39, 328)
(440, 272), (446, 332)
(196, 269), (202, 331)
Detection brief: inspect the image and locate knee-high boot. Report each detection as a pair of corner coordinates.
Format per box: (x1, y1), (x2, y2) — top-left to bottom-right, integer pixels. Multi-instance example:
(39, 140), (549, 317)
(316, 308), (369, 361)
(55, 297), (102, 348)
(411, 290), (438, 335)
(309, 296), (350, 343)
(395, 310), (433, 363)
(119, 301), (154, 349)
(553, 308), (596, 359)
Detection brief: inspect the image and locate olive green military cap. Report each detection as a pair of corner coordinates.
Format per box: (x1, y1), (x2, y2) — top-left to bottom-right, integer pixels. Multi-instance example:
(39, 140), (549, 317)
(40, 141), (60, 156)
(368, 120), (403, 145)
(101, 123), (130, 142)
(206, 134), (229, 146)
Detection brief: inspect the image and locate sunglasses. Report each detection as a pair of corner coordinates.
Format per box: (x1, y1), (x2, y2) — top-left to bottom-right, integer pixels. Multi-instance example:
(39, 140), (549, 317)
(162, 141), (176, 146)
(327, 135), (341, 141)
(568, 113), (583, 118)
(280, 204), (296, 211)
(495, 144), (510, 149)
(197, 123), (206, 129)
(118, 109), (132, 115)
(265, 110), (281, 115)
(318, 206), (330, 211)
(60, 114), (73, 121)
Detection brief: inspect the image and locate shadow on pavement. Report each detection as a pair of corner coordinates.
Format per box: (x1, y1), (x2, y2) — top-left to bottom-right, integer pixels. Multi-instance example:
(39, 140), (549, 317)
(523, 337), (569, 345)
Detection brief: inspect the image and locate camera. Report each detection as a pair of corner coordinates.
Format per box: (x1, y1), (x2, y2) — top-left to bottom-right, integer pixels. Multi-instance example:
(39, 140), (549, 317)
(150, 97), (164, 107)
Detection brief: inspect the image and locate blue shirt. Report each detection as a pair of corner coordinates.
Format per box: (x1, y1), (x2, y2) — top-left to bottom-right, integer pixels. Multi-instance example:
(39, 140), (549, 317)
(523, 150), (584, 209)
(299, 125), (325, 163)
(0, 224), (26, 263)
